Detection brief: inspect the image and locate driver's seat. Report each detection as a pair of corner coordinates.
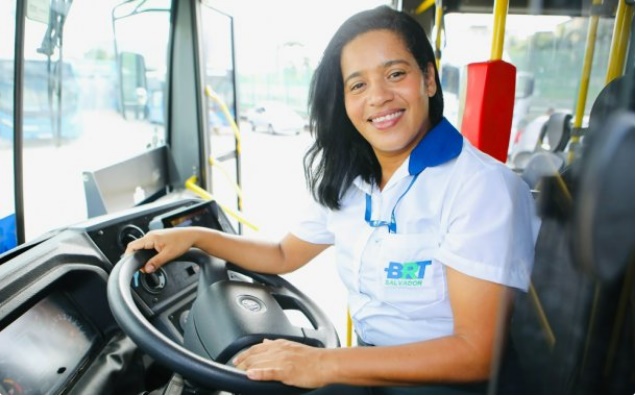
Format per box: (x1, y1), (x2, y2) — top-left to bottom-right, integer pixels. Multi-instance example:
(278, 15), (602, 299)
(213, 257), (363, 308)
(492, 72), (635, 394)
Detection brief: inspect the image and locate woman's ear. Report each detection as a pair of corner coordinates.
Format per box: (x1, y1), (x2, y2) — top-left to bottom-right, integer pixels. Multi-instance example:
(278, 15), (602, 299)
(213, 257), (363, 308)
(425, 62), (437, 97)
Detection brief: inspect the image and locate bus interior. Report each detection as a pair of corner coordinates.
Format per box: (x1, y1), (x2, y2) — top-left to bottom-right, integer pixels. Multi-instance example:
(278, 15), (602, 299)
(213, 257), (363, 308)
(0, 0), (633, 394)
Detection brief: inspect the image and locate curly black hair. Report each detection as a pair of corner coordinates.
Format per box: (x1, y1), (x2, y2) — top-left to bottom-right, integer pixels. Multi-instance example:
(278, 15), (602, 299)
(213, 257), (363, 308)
(304, 5), (444, 209)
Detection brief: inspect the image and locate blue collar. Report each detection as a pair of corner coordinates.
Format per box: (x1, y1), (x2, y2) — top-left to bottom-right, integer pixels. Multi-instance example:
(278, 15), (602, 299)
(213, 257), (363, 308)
(408, 117), (463, 176)
(364, 118), (463, 234)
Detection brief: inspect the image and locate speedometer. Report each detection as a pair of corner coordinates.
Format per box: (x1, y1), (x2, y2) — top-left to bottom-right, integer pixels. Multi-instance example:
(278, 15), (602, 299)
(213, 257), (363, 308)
(0, 292), (97, 394)
(1, 377), (25, 394)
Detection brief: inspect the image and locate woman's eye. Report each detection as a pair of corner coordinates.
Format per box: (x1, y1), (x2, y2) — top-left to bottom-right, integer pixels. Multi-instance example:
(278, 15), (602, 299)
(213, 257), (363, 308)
(350, 82), (365, 92)
(388, 70), (406, 80)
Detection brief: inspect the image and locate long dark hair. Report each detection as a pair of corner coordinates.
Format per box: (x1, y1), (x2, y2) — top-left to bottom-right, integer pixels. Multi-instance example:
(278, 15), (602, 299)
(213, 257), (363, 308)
(304, 5), (444, 210)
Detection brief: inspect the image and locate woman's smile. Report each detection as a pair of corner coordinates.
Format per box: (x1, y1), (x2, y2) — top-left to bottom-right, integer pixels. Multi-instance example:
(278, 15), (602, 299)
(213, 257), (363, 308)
(368, 109), (405, 129)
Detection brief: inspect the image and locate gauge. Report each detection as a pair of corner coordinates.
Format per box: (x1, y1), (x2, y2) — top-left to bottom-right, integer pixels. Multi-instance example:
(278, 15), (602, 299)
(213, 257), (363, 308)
(0, 292), (98, 394)
(50, 311), (91, 355)
(118, 224), (145, 249)
(1, 377), (24, 394)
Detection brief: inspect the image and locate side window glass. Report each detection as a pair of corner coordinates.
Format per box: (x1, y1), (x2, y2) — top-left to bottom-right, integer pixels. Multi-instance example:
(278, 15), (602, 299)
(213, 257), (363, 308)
(441, 13), (614, 161)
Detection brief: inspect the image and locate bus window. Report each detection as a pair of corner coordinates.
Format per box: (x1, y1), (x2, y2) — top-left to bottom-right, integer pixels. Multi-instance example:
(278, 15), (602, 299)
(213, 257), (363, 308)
(10, 0), (172, 241)
(200, 3), (240, 232)
(440, 13), (614, 162)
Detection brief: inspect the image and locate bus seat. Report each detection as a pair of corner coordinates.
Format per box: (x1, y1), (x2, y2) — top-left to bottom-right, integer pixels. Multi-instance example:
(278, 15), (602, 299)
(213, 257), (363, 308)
(520, 151), (565, 191)
(508, 111), (571, 171)
(539, 112), (572, 152)
(493, 77), (634, 393)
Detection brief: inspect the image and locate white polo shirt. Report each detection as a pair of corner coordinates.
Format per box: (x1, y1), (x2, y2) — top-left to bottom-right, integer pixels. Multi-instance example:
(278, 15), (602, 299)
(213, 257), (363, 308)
(291, 118), (540, 346)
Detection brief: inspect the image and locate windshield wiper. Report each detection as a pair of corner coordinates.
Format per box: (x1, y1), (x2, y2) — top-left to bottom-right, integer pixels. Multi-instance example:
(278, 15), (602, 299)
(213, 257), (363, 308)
(37, 0), (73, 146)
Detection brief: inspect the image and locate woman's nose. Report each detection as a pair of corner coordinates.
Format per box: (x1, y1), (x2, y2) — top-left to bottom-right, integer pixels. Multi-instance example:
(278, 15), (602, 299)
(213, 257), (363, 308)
(367, 81), (393, 106)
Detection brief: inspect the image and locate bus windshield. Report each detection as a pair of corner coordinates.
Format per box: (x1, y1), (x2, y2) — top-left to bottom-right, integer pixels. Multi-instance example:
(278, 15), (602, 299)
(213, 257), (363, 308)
(1, 0), (171, 244)
(0, 59), (80, 142)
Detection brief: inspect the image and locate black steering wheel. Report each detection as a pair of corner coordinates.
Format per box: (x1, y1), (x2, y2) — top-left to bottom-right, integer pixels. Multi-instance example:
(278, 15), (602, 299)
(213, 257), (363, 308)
(107, 249), (340, 394)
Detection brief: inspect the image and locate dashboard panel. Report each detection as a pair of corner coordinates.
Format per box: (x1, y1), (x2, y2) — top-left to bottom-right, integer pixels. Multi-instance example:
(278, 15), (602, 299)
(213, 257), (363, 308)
(0, 291), (98, 394)
(0, 197), (234, 394)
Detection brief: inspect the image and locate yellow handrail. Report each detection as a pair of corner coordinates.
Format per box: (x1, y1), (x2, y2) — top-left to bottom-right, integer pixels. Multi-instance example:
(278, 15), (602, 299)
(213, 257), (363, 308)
(208, 155), (244, 203)
(346, 309), (353, 347)
(415, 0), (435, 14)
(568, 0), (603, 165)
(605, 0), (634, 83)
(205, 85), (242, 154)
(185, 175), (259, 231)
(204, 85), (247, 216)
(490, 0), (509, 61)
(434, 0), (444, 70)
(529, 283), (556, 348)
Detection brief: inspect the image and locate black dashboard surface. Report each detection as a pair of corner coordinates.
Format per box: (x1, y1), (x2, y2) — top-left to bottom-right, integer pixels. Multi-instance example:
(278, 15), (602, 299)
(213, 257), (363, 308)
(0, 197), (231, 394)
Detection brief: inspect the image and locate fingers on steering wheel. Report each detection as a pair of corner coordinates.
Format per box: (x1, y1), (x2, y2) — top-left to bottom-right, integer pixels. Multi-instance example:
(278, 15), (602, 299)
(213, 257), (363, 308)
(125, 235), (155, 255)
(143, 249), (169, 273)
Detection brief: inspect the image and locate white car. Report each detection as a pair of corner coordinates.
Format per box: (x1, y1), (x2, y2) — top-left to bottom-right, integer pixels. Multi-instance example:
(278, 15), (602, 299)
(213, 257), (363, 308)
(245, 102), (305, 135)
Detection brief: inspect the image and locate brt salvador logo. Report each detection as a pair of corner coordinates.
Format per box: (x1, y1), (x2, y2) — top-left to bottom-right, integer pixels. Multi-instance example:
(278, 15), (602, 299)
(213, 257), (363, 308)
(384, 260), (432, 287)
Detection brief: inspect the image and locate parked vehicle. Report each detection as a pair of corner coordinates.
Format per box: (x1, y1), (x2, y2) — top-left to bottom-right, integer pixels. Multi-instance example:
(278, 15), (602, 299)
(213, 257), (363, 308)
(245, 101), (305, 135)
(0, 59), (81, 143)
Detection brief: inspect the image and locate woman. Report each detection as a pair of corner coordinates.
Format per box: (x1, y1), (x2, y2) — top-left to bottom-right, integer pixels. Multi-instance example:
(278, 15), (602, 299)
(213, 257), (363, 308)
(126, 5), (539, 393)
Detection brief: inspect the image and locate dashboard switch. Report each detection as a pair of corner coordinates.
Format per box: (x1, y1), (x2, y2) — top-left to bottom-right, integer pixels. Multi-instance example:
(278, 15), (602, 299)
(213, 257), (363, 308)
(140, 268), (167, 294)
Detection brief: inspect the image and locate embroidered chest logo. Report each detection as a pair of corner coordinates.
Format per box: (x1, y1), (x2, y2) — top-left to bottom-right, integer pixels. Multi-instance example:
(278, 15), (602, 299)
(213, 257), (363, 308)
(384, 260), (432, 287)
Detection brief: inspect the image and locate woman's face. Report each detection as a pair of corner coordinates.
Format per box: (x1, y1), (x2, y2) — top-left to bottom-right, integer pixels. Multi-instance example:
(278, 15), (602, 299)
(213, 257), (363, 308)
(341, 29), (436, 162)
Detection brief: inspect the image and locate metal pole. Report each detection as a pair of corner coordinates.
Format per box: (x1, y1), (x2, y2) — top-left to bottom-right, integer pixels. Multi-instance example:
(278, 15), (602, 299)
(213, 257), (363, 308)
(490, 0), (509, 61)
(605, 0), (634, 83)
(13, 0), (27, 245)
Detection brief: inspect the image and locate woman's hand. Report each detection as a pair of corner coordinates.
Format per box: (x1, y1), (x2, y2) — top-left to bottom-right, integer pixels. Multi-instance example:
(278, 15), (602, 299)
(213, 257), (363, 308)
(233, 339), (335, 389)
(124, 228), (198, 273)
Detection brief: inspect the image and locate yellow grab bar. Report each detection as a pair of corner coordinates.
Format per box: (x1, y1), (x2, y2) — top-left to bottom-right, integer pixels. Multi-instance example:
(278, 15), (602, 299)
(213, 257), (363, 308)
(205, 85), (242, 154)
(185, 175), (259, 231)
(208, 155), (244, 208)
(605, 0), (634, 83)
(490, 0), (509, 61)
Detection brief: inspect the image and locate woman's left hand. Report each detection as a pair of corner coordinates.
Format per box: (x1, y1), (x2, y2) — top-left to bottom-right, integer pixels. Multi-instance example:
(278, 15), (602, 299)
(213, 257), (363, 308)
(233, 338), (334, 389)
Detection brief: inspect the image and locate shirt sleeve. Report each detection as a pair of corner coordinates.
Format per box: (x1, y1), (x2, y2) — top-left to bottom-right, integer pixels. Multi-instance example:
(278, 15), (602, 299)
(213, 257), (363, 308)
(436, 164), (539, 291)
(289, 196), (336, 245)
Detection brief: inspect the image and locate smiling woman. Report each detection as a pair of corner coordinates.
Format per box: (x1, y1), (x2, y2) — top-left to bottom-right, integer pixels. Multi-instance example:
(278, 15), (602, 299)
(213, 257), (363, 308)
(1, 0), (632, 395)
(125, 5), (540, 393)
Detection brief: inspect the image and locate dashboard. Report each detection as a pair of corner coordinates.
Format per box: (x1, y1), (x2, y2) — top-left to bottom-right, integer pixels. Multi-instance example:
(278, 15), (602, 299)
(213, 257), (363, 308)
(0, 291), (98, 394)
(0, 197), (234, 394)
